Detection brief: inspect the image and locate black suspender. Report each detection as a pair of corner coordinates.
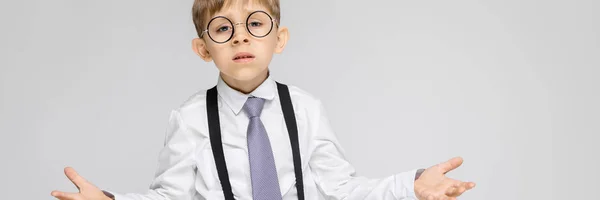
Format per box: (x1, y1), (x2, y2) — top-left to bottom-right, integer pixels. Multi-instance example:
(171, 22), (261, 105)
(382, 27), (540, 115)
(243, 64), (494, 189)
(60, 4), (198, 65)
(206, 87), (235, 200)
(276, 82), (305, 200)
(206, 82), (305, 200)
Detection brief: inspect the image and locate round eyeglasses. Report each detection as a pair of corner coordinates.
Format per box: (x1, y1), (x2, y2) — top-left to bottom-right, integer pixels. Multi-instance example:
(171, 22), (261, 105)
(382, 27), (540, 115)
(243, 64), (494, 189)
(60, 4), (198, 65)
(200, 10), (278, 44)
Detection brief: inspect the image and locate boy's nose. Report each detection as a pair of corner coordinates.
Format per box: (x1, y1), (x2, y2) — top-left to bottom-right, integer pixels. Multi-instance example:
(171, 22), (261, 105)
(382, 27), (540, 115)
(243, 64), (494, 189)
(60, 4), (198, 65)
(232, 37), (249, 45)
(231, 23), (250, 45)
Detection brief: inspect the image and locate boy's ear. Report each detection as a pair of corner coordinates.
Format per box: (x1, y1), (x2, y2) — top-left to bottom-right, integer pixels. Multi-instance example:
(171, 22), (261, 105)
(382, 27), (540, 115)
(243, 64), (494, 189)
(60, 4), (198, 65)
(192, 38), (213, 62)
(274, 26), (289, 54)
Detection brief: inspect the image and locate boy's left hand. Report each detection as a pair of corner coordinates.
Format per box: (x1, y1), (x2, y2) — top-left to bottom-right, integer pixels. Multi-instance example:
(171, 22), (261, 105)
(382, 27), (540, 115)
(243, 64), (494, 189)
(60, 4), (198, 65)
(414, 157), (476, 200)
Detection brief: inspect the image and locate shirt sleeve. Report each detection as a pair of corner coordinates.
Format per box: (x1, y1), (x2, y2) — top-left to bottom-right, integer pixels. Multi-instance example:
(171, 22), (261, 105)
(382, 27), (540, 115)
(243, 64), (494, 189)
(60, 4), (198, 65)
(308, 101), (419, 200)
(106, 110), (200, 200)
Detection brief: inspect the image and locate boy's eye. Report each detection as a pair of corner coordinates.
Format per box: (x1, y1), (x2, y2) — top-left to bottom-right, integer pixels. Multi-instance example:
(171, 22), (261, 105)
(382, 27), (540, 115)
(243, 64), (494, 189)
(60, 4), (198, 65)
(249, 21), (262, 27)
(216, 26), (231, 33)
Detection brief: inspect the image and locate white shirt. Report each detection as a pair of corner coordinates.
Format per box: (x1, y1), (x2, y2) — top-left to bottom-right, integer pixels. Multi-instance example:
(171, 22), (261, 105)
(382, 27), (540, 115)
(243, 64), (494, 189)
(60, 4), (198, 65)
(110, 75), (419, 200)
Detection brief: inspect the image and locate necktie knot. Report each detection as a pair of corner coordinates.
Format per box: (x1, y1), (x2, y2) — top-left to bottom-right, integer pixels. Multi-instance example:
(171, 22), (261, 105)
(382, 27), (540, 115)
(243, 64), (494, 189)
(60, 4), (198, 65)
(243, 97), (265, 118)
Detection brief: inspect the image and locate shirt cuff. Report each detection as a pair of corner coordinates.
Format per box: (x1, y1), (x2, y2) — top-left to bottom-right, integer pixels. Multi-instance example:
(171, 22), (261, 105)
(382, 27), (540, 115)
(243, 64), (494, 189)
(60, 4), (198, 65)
(102, 190), (130, 200)
(101, 190), (115, 200)
(394, 169), (419, 199)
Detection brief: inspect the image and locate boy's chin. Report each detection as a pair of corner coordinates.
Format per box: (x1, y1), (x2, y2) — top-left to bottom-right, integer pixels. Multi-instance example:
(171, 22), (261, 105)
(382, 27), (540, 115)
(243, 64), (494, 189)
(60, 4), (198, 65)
(223, 68), (268, 82)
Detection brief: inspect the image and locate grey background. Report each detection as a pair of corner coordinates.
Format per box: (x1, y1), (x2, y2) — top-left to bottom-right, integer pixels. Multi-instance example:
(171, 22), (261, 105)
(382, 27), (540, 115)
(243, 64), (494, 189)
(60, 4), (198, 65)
(0, 0), (598, 199)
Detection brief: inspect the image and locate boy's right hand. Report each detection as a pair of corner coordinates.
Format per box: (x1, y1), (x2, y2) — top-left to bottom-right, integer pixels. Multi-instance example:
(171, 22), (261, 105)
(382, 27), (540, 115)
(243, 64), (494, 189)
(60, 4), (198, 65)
(51, 167), (113, 200)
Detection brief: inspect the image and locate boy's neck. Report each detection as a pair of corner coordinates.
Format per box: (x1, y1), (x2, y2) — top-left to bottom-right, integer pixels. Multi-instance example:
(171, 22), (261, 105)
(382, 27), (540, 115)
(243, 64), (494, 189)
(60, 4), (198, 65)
(220, 70), (269, 94)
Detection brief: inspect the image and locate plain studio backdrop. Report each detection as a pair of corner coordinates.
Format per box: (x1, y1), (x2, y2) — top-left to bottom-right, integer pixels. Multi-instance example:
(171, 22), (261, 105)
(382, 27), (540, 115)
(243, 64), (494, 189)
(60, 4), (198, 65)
(1, 0), (598, 199)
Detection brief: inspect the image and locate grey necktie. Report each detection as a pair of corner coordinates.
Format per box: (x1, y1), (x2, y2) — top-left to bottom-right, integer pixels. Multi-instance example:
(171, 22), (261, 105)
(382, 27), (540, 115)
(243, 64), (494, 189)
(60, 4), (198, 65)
(244, 97), (282, 200)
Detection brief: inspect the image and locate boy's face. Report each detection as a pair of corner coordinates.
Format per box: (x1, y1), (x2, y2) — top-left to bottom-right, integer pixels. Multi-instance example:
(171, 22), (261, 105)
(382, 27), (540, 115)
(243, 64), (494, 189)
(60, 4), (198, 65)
(192, 2), (288, 82)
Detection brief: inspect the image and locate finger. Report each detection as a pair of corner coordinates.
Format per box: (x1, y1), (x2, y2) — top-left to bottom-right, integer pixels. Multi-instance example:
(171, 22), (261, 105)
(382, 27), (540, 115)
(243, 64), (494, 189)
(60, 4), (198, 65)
(64, 167), (90, 190)
(447, 182), (475, 197)
(445, 185), (465, 197)
(465, 181), (476, 189)
(439, 178), (461, 193)
(51, 190), (80, 200)
(436, 157), (463, 174)
(456, 181), (476, 190)
(427, 188), (450, 200)
(454, 186), (468, 197)
(445, 186), (458, 196)
(443, 180), (464, 196)
(447, 179), (463, 188)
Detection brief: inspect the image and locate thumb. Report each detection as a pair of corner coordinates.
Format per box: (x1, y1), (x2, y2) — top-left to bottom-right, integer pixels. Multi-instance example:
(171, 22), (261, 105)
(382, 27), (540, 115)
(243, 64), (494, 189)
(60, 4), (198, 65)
(436, 157), (464, 174)
(64, 167), (91, 190)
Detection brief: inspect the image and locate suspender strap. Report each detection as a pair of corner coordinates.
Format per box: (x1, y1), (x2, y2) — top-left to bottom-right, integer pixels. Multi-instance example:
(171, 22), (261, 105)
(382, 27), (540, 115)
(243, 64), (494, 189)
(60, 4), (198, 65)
(276, 82), (305, 200)
(206, 83), (304, 199)
(206, 86), (235, 200)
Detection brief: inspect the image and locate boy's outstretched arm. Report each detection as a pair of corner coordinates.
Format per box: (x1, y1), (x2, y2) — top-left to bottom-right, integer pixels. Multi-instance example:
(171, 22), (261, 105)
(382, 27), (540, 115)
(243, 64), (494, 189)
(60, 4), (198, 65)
(52, 110), (200, 200)
(308, 101), (475, 200)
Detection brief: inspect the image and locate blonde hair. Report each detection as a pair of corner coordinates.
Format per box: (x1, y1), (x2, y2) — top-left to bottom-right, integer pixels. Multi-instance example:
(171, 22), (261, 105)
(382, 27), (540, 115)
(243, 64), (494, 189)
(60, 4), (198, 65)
(192, 0), (280, 37)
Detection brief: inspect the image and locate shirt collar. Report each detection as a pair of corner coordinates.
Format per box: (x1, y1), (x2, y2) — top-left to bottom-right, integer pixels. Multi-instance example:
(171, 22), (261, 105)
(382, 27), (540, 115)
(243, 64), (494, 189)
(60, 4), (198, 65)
(216, 74), (277, 115)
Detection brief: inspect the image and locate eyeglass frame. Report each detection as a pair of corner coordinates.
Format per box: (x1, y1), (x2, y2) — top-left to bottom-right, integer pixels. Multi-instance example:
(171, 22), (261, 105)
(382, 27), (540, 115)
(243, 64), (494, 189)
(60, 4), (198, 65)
(200, 10), (279, 44)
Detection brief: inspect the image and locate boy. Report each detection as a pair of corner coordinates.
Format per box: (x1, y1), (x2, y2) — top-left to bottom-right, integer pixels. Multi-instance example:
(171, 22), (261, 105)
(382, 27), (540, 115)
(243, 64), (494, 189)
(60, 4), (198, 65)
(51, 0), (476, 199)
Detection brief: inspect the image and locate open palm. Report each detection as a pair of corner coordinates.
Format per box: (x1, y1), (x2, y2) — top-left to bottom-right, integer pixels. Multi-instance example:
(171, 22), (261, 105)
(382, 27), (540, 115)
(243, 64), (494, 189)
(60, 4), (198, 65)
(51, 167), (111, 200)
(414, 157), (476, 200)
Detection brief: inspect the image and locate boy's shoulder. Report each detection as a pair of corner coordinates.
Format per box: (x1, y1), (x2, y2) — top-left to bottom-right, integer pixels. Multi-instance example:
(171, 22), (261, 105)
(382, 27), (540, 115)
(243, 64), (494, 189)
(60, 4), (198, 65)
(284, 83), (322, 106)
(177, 88), (209, 113)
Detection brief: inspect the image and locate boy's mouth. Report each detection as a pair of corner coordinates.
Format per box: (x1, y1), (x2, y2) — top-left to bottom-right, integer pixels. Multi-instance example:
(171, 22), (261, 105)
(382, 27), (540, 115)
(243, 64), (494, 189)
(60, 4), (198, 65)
(233, 52), (256, 63)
